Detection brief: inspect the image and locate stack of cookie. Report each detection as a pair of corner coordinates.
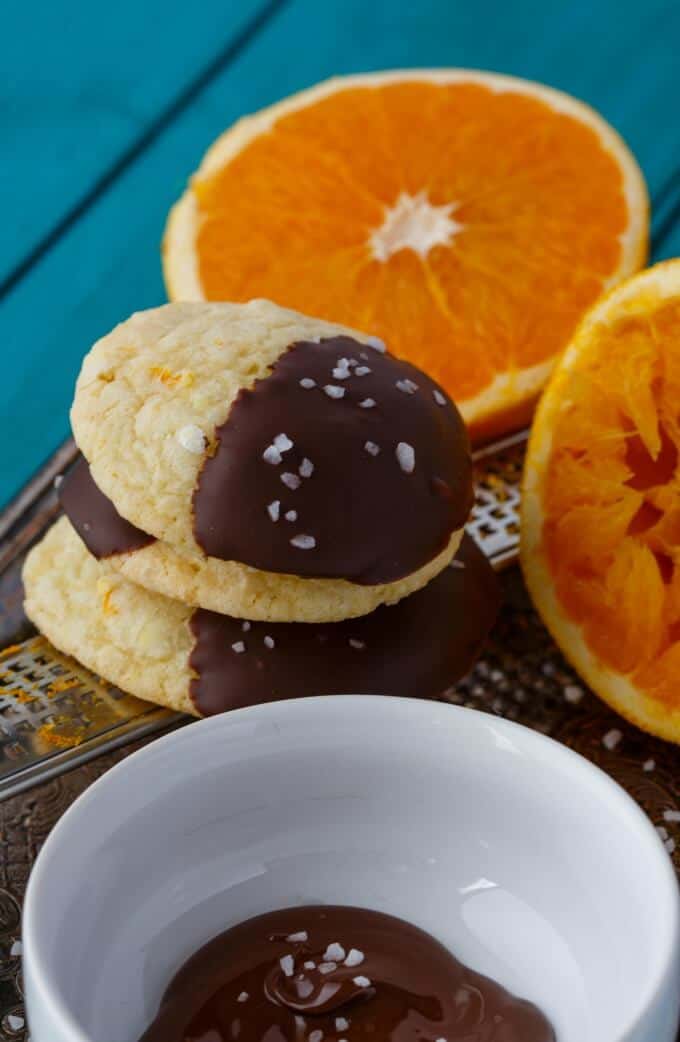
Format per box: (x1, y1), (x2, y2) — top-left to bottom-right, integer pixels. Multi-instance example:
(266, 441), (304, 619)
(23, 300), (499, 717)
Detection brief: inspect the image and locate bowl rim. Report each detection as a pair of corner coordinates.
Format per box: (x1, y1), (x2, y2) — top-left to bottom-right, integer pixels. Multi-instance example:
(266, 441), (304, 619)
(23, 695), (680, 1042)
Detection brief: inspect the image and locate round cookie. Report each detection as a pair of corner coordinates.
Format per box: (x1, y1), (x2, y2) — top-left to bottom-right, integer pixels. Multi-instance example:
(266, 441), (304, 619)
(23, 518), (499, 716)
(59, 457), (462, 622)
(70, 300), (473, 616)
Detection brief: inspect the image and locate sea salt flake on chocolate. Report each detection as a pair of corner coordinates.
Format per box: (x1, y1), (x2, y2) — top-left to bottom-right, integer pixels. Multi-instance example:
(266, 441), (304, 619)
(237, 992), (249, 1003)
(177, 424), (206, 454)
(299, 458), (314, 478)
(318, 962), (337, 974)
(300, 378), (316, 389)
(231, 641), (246, 654)
(281, 472), (302, 490)
(291, 534), (316, 550)
(10, 941), (22, 957)
(364, 441), (380, 457)
(323, 942), (346, 962)
(286, 930), (308, 942)
(666, 837), (676, 854)
(242, 621), (251, 632)
(280, 955), (295, 977)
(274, 433), (293, 453)
(324, 385), (346, 399)
(450, 559), (465, 570)
(267, 500), (281, 522)
(54, 474), (63, 489)
(285, 510), (298, 522)
(433, 389), (447, 406)
(333, 363), (351, 379)
(396, 442), (415, 473)
(643, 758), (656, 772)
(303, 961), (316, 970)
(355, 366), (372, 376)
(264, 636), (275, 649)
(657, 825), (669, 841)
(297, 979), (314, 999)
(6, 1016), (23, 1032)
(602, 728), (622, 751)
(335, 1018), (349, 1031)
(349, 639), (366, 650)
(564, 684), (583, 704)
(353, 975), (371, 987)
(663, 810), (680, 823)
(366, 335), (386, 352)
(396, 379), (418, 394)
(263, 445), (282, 465)
(344, 948), (364, 967)
(309, 1032), (324, 1042)
(359, 398), (376, 409)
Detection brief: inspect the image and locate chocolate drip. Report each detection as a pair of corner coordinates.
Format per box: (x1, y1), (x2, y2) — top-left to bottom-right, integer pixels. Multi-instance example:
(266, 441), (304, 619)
(138, 905), (555, 1042)
(59, 456), (155, 558)
(193, 337), (473, 584)
(189, 534), (499, 716)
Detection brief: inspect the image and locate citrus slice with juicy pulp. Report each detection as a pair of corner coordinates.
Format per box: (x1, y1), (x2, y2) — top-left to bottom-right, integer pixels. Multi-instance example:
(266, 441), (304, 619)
(163, 70), (648, 440)
(521, 260), (680, 742)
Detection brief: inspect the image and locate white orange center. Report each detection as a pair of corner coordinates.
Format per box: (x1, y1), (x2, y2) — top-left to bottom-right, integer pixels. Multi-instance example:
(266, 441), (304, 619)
(369, 191), (462, 262)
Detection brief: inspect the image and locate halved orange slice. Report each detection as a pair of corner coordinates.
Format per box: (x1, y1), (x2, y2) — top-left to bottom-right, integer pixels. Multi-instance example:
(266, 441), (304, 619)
(164, 70), (648, 440)
(522, 260), (680, 742)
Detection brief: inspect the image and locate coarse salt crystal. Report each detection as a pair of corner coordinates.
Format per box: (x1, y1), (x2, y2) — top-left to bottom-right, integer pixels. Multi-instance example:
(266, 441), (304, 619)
(281, 472), (302, 490)
(396, 379), (418, 394)
(396, 442), (415, 473)
(237, 991), (249, 1002)
(657, 826), (669, 841)
(355, 366), (372, 376)
(359, 398), (376, 408)
(299, 458), (314, 478)
(280, 954), (295, 977)
(643, 758), (656, 772)
(602, 728), (622, 751)
(300, 378), (316, 389)
(324, 385), (346, 399)
(364, 441), (380, 456)
(450, 560), (465, 570)
(285, 510), (298, 522)
(318, 962), (337, 974)
(54, 474), (63, 488)
(309, 1032), (324, 1042)
(366, 335), (386, 352)
(6, 1016), (23, 1031)
(264, 636), (275, 650)
(666, 837), (677, 855)
(333, 364), (351, 380)
(263, 445), (282, 465)
(335, 1018), (349, 1031)
(267, 500), (281, 522)
(286, 931), (308, 942)
(231, 641), (246, 654)
(349, 639), (366, 650)
(291, 534), (316, 550)
(353, 975), (371, 988)
(242, 621), (251, 632)
(304, 960), (316, 970)
(273, 433), (293, 452)
(324, 942), (346, 962)
(564, 684), (584, 704)
(664, 810), (680, 823)
(344, 948), (364, 967)
(177, 424), (206, 454)
(433, 389), (447, 406)
(10, 940), (22, 957)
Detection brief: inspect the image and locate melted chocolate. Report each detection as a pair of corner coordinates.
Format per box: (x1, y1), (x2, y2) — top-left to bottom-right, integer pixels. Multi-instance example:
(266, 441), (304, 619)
(189, 534), (499, 716)
(193, 337), (473, 584)
(138, 905), (555, 1042)
(58, 456), (155, 558)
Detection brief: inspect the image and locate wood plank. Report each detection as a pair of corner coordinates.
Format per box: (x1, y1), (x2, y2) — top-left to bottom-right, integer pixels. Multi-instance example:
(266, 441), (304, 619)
(3, 0), (680, 505)
(0, 0), (269, 287)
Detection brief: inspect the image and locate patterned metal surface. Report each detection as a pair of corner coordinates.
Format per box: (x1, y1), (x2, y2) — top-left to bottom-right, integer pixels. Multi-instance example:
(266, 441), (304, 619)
(1, 433), (679, 1039)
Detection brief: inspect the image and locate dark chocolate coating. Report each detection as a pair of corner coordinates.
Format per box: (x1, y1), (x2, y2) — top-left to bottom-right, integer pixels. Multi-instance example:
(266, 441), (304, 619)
(193, 337), (473, 584)
(189, 534), (499, 716)
(138, 905), (555, 1042)
(58, 456), (155, 558)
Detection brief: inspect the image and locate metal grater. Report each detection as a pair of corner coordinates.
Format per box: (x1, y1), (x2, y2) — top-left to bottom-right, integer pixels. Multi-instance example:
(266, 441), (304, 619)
(0, 432), (527, 799)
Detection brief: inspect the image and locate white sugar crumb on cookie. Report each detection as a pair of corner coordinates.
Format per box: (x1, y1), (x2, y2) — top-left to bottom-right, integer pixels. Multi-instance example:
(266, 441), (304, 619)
(602, 728), (622, 751)
(290, 534), (316, 550)
(176, 424), (206, 453)
(396, 442), (415, 473)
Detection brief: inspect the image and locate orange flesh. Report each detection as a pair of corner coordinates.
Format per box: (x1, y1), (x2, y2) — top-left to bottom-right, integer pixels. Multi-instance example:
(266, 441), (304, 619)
(193, 82), (630, 432)
(543, 298), (680, 710)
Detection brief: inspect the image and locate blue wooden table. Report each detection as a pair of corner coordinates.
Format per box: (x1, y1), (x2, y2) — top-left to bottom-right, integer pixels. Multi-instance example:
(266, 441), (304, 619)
(3, 0), (680, 508)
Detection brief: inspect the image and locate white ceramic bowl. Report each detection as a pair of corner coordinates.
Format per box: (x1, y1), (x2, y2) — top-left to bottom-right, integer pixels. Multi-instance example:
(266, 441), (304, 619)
(24, 697), (680, 1042)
